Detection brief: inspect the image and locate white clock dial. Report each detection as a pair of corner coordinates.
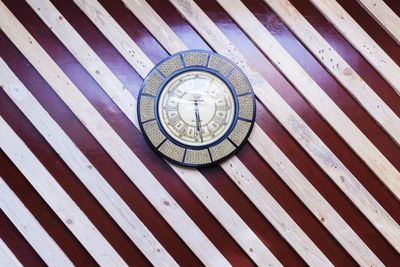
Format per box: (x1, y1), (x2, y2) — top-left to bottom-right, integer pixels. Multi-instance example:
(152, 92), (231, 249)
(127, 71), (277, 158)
(158, 70), (235, 147)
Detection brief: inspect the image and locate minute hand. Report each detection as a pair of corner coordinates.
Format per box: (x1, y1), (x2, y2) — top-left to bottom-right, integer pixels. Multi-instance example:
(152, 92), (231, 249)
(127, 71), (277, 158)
(194, 100), (203, 143)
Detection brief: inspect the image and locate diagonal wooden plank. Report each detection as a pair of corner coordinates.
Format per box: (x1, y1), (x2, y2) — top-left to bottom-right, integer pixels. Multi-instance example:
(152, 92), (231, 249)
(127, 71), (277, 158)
(59, 0), (332, 264)
(247, 126), (384, 266)
(0, 117), (127, 266)
(0, 2), (230, 266)
(120, 1), (384, 264)
(308, 0), (400, 96)
(260, 0), (400, 145)
(216, 0), (400, 196)
(0, 238), (23, 267)
(0, 177), (73, 267)
(157, 0), (400, 252)
(121, 0), (188, 52)
(0, 59), (178, 267)
(356, 0), (400, 45)
(25, 0), (288, 265)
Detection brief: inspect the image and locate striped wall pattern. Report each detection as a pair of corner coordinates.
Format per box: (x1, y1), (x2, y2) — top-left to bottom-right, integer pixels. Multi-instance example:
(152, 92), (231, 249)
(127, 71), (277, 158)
(0, 0), (399, 265)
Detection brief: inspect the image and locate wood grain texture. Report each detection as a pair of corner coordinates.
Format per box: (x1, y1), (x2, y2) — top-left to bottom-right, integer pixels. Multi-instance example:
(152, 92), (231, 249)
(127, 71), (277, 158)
(309, 0), (400, 96)
(0, 0), (399, 264)
(120, 0), (385, 265)
(0, 116), (127, 266)
(247, 125), (383, 266)
(259, 0), (400, 146)
(0, 177), (73, 267)
(0, 2), (229, 265)
(76, 1), (334, 265)
(217, 0), (400, 201)
(0, 57), (177, 267)
(28, 1), (290, 265)
(165, 0), (400, 253)
(356, 0), (400, 45)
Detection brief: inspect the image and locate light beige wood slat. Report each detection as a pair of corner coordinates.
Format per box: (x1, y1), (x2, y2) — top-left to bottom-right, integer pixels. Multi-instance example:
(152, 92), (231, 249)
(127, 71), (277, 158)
(356, 0), (400, 45)
(0, 177), (73, 267)
(0, 117), (126, 266)
(219, 0), (400, 206)
(0, 238), (23, 267)
(165, 0), (400, 252)
(75, 0), (153, 78)
(248, 126), (383, 266)
(27, 1), (285, 265)
(0, 4), (230, 266)
(64, 0), (330, 264)
(122, 0), (383, 264)
(261, 0), (400, 146)
(0, 59), (177, 267)
(309, 0), (400, 96)
(167, 165), (283, 266)
(122, 0), (187, 52)
(220, 157), (381, 267)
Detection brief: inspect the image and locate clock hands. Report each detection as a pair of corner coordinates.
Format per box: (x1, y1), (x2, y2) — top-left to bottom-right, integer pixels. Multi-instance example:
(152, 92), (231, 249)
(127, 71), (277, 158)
(194, 99), (203, 143)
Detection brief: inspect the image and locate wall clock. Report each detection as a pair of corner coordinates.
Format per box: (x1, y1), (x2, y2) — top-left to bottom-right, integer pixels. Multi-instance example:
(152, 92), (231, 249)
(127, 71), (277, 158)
(137, 50), (255, 167)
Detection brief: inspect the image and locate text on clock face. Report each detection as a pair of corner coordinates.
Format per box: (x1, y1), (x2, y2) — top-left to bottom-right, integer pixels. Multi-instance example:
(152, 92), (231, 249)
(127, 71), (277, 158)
(158, 71), (235, 147)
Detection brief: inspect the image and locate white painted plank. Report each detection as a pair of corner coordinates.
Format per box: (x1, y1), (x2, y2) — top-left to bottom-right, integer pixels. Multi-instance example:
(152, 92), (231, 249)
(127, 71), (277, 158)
(0, 238), (23, 267)
(0, 117), (127, 266)
(0, 177), (73, 267)
(0, 59), (178, 267)
(54, 0), (332, 264)
(356, 0), (400, 45)
(165, 0), (400, 252)
(0, 2), (230, 266)
(26, 1), (282, 265)
(309, 0), (400, 96)
(217, 0), (400, 200)
(261, 0), (400, 145)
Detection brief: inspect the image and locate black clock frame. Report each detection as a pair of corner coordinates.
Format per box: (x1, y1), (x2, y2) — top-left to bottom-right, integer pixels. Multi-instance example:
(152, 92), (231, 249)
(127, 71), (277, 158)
(137, 49), (256, 168)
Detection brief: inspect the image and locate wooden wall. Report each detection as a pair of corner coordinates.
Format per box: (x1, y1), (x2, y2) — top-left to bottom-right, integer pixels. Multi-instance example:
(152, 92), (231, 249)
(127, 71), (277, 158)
(0, 0), (399, 266)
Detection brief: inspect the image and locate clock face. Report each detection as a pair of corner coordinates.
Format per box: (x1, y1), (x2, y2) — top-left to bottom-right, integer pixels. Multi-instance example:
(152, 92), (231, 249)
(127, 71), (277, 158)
(138, 50), (255, 167)
(158, 71), (235, 147)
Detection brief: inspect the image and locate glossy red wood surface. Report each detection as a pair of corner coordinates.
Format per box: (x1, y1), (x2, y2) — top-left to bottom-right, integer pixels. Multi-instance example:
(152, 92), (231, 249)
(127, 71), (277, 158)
(0, 0), (399, 266)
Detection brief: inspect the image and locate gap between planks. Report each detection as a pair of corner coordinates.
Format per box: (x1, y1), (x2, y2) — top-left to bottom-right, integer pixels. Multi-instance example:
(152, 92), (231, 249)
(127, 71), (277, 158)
(0, 58), (178, 267)
(0, 176), (73, 267)
(25, 0), (315, 264)
(119, 0), (387, 264)
(309, 0), (400, 96)
(0, 238), (23, 267)
(260, 0), (400, 146)
(355, 0), (400, 45)
(0, 2), (231, 266)
(0, 116), (127, 266)
(217, 0), (400, 199)
(47, 0), (333, 264)
(157, 0), (400, 253)
(1, 1), (274, 265)
(27, 0), (383, 265)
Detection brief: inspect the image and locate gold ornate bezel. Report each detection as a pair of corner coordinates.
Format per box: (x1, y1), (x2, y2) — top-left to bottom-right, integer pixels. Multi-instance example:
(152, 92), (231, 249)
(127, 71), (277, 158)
(138, 50), (256, 167)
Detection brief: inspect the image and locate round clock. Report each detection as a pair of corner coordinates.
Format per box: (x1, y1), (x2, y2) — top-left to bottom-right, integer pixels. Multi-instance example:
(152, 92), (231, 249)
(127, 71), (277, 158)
(138, 50), (255, 167)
